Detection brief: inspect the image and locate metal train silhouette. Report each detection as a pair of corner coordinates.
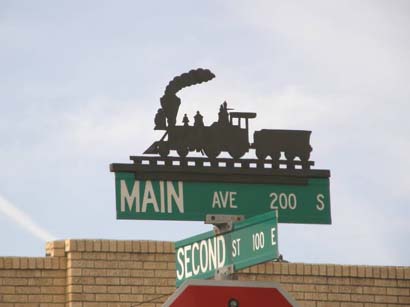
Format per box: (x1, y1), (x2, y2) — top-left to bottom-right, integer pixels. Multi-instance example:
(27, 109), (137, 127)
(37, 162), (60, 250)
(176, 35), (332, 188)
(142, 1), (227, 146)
(144, 68), (312, 165)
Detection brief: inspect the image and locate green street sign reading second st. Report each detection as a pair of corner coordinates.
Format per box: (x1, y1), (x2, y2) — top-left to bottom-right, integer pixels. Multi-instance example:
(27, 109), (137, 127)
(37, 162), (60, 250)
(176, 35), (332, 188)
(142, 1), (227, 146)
(175, 211), (279, 287)
(113, 171), (331, 224)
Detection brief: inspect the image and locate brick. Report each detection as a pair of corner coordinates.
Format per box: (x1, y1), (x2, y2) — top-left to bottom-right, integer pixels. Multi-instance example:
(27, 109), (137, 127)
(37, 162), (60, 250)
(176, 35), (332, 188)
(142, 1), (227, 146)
(154, 254), (172, 263)
(328, 264), (335, 276)
(357, 267), (365, 277)
(304, 264), (312, 275)
(109, 241), (117, 252)
(257, 264), (266, 274)
(148, 242), (157, 253)
(83, 285), (107, 293)
(3, 258), (13, 269)
(163, 242), (174, 253)
(293, 284), (315, 292)
(351, 294), (374, 302)
(77, 240), (85, 252)
(304, 276), (328, 284)
(365, 267), (372, 278)
(132, 241), (141, 252)
(320, 265), (327, 276)
(265, 263), (273, 274)
(156, 242), (164, 253)
(69, 293), (96, 302)
(85, 241), (93, 252)
(318, 302), (340, 307)
(281, 263), (289, 275)
(350, 266), (358, 277)
(296, 263), (304, 275)
(386, 287), (409, 296)
(101, 241), (110, 252)
(342, 266), (350, 277)
(396, 267), (404, 279)
(67, 285), (83, 293)
(119, 294), (143, 302)
(380, 267), (388, 279)
(328, 293), (350, 301)
(117, 241), (125, 252)
(132, 285), (156, 294)
(273, 262), (281, 274)
(280, 275), (304, 283)
(315, 284), (329, 292)
(155, 286), (174, 295)
(404, 267), (410, 279)
(374, 295), (397, 303)
(107, 286), (131, 294)
(140, 241), (148, 252)
(28, 258), (36, 269)
(299, 301), (316, 307)
(398, 296), (410, 304)
(328, 277), (351, 285)
(374, 279), (396, 287)
(335, 265), (343, 276)
(93, 240), (101, 252)
(16, 286), (41, 294)
(339, 285), (363, 294)
(291, 291), (304, 300)
(387, 267), (396, 279)
(0, 286), (15, 294)
(350, 278), (372, 286)
(372, 267), (380, 278)
(312, 264), (319, 276)
(124, 241), (132, 252)
(363, 287), (386, 295)
(95, 277), (120, 285)
(304, 292), (327, 300)
(20, 258), (28, 269)
(288, 263), (297, 275)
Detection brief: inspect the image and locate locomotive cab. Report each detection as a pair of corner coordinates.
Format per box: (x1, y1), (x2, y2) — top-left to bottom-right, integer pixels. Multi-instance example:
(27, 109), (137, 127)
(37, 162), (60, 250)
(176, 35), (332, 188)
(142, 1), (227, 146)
(229, 112), (256, 130)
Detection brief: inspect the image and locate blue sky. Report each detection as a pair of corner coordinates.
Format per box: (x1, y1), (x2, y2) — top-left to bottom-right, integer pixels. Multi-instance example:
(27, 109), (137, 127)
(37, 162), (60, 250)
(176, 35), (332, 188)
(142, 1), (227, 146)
(0, 0), (409, 266)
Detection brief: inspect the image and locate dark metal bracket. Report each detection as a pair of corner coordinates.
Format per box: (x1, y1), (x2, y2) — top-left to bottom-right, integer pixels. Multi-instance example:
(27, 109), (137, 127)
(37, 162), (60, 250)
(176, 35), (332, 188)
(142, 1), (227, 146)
(205, 214), (245, 235)
(214, 264), (235, 280)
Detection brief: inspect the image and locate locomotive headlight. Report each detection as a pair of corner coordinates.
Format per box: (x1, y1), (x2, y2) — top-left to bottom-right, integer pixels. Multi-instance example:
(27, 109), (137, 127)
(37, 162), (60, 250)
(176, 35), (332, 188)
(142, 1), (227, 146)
(228, 298), (239, 307)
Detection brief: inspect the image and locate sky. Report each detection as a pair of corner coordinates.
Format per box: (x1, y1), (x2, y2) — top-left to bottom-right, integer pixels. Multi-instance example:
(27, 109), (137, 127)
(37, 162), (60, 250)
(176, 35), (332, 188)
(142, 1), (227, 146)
(0, 0), (409, 266)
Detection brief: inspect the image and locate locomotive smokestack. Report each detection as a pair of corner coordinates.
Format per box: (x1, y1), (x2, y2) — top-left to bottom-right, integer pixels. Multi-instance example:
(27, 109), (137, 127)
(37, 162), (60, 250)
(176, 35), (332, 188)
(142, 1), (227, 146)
(160, 68), (215, 126)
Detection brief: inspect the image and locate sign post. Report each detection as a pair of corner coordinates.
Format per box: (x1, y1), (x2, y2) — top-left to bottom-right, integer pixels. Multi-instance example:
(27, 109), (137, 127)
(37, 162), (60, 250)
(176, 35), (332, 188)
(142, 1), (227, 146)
(175, 211), (278, 287)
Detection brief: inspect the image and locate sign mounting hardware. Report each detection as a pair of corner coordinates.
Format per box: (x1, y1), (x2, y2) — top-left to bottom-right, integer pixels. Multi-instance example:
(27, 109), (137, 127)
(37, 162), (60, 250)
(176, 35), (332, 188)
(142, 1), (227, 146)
(205, 214), (245, 235)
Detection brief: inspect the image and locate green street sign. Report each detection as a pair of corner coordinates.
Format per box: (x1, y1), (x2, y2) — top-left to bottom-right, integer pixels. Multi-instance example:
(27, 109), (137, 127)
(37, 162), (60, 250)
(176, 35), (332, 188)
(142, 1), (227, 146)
(114, 172), (331, 224)
(175, 211), (279, 287)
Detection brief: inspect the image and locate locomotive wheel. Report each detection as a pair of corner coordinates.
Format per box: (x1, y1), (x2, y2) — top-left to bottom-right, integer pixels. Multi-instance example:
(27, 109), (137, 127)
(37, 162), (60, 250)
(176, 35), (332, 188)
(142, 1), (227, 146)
(228, 150), (246, 160)
(299, 151), (310, 162)
(255, 149), (268, 160)
(285, 151), (296, 161)
(158, 142), (170, 158)
(228, 146), (247, 160)
(270, 151), (280, 161)
(177, 147), (189, 158)
(204, 144), (220, 159)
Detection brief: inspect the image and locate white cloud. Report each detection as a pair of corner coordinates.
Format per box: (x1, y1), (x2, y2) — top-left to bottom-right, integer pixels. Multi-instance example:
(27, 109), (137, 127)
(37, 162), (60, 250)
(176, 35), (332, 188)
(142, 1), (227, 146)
(0, 195), (56, 242)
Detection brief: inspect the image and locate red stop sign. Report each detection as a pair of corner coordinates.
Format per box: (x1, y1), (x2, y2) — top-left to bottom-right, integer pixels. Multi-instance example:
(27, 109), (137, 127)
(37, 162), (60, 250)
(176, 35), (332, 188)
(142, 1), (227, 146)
(163, 280), (299, 307)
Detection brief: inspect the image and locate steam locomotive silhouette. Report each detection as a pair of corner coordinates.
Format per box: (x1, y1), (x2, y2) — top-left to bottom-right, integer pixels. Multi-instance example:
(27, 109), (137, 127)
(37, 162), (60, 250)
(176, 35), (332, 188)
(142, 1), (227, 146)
(144, 69), (312, 165)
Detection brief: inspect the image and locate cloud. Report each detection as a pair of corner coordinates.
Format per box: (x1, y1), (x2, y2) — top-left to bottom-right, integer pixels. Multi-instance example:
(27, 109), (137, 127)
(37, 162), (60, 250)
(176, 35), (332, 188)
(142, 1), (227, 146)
(0, 195), (56, 242)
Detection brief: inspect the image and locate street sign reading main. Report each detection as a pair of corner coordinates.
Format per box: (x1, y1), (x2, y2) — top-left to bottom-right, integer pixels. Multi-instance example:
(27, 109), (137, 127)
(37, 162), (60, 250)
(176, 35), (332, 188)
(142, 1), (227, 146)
(114, 172), (331, 224)
(175, 211), (278, 287)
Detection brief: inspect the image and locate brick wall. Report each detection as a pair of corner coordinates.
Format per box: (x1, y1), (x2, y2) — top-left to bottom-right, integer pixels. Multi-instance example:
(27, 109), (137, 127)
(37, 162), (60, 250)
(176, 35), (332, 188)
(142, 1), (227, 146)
(1, 240), (409, 306)
(0, 241), (66, 306)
